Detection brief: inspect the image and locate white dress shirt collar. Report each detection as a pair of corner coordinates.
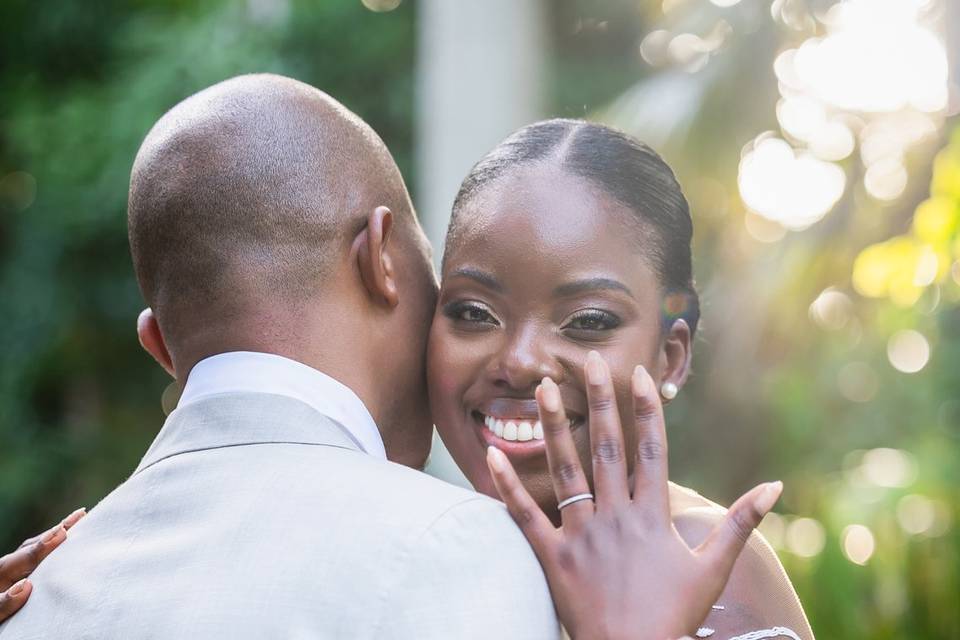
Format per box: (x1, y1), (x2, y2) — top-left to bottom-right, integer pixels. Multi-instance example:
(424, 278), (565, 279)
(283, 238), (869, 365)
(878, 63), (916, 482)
(177, 351), (386, 460)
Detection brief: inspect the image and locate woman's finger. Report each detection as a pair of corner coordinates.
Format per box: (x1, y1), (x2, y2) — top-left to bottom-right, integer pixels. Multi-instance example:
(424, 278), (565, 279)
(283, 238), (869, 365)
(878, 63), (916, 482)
(0, 579), (32, 623)
(18, 507), (86, 550)
(486, 446), (558, 560)
(0, 525), (66, 591)
(630, 365), (670, 521)
(696, 481), (783, 583)
(584, 351), (630, 509)
(62, 507), (87, 530)
(537, 377), (593, 533)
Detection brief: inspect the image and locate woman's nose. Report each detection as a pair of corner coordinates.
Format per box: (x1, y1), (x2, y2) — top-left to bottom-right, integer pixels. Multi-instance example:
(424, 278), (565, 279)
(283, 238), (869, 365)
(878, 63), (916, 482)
(492, 327), (562, 391)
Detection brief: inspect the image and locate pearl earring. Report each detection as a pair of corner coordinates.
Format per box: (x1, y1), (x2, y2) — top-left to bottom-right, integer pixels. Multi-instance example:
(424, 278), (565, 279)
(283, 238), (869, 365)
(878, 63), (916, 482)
(660, 382), (678, 400)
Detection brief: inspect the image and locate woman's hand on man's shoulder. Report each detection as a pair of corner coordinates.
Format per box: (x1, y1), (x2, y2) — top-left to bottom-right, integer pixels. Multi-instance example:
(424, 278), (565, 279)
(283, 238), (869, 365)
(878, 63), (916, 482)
(0, 508), (86, 623)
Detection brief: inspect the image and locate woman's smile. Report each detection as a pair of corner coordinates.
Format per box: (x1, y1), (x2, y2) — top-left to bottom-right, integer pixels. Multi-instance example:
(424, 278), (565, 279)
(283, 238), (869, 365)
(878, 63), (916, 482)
(468, 400), (587, 460)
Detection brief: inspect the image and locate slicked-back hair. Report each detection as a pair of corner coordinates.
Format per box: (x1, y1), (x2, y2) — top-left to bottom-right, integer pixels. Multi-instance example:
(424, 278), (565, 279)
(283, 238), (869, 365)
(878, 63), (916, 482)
(128, 74), (414, 338)
(446, 118), (700, 334)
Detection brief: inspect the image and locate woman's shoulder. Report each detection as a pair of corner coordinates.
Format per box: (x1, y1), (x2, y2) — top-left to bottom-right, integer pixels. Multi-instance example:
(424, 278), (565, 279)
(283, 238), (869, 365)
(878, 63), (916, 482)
(667, 482), (815, 639)
(667, 481), (784, 579)
(668, 481), (723, 516)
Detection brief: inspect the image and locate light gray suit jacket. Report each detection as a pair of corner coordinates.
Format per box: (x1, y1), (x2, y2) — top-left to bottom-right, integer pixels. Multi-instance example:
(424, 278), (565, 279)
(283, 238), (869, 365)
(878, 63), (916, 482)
(0, 392), (559, 639)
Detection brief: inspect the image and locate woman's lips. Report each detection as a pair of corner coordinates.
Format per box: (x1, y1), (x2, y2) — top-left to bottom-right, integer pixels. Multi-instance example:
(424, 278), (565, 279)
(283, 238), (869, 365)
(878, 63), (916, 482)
(470, 408), (584, 461)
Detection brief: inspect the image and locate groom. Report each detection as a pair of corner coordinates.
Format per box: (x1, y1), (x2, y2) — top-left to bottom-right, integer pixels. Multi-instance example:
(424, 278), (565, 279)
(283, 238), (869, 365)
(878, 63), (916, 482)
(0, 74), (559, 638)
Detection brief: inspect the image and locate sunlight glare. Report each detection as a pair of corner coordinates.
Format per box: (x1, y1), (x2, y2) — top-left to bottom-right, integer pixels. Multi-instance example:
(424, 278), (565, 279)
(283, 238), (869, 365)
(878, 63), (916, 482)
(738, 136), (845, 229)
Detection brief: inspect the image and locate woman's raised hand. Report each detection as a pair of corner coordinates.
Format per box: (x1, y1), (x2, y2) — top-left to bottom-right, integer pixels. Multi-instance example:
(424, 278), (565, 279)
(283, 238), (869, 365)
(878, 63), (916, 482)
(0, 508), (86, 622)
(486, 351), (782, 640)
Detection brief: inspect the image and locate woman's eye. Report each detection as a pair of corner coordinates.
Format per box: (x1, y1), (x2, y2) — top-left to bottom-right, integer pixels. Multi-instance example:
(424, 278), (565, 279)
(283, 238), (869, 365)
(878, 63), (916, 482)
(563, 310), (621, 332)
(443, 301), (500, 326)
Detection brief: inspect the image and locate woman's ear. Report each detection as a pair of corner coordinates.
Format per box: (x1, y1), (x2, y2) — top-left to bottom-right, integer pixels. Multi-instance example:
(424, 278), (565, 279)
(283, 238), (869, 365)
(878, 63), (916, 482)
(137, 308), (176, 378)
(659, 319), (692, 404)
(353, 206), (399, 308)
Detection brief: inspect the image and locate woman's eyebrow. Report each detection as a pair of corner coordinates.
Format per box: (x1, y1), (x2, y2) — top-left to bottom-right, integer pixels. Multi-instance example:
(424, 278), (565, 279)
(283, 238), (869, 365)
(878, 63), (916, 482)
(553, 278), (634, 299)
(448, 267), (503, 292)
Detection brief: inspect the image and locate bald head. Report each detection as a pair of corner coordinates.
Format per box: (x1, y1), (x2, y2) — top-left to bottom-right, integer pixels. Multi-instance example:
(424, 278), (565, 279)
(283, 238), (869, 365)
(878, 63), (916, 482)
(128, 74), (417, 341)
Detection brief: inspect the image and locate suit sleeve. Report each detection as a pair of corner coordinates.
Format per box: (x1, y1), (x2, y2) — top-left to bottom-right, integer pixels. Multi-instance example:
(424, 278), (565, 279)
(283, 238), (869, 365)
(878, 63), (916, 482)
(376, 497), (561, 640)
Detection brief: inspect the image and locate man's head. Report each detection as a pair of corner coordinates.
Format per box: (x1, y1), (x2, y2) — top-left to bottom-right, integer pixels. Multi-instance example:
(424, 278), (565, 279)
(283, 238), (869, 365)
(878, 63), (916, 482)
(129, 74), (438, 467)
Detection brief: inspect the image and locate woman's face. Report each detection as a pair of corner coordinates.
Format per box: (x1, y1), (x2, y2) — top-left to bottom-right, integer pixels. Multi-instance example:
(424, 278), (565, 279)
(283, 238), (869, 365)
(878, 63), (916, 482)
(428, 166), (691, 514)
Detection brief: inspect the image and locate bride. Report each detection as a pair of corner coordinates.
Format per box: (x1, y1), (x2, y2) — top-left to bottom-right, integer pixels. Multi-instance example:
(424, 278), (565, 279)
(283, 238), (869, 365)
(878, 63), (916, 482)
(427, 118), (812, 639)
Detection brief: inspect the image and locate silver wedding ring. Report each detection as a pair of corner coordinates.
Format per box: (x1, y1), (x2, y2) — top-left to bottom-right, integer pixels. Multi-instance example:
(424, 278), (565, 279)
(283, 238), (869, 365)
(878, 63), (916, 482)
(557, 493), (594, 510)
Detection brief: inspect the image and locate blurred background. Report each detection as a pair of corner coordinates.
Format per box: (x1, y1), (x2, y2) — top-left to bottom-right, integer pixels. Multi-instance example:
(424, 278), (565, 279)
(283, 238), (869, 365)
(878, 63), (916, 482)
(1, 0), (957, 636)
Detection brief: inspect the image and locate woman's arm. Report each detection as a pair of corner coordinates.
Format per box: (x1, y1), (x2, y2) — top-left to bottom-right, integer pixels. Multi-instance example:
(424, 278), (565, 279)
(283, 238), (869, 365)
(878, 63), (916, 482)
(0, 508), (86, 622)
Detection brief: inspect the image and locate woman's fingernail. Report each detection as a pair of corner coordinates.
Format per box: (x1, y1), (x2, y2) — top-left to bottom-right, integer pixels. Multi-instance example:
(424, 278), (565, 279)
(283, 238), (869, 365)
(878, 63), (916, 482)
(540, 379), (561, 413)
(487, 446), (507, 473)
(585, 351), (605, 385)
(633, 365), (651, 396)
(8, 579), (28, 596)
(755, 481), (783, 514)
(40, 524), (65, 544)
(63, 507), (87, 527)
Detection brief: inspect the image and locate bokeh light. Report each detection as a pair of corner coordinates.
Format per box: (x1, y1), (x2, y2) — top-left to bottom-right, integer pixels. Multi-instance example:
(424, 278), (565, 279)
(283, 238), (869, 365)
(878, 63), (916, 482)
(738, 136), (845, 229)
(361, 0), (401, 12)
(759, 511), (787, 549)
(861, 447), (917, 488)
(897, 494), (953, 537)
(786, 517), (826, 558)
(808, 120), (856, 161)
(809, 288), (853, 330)
(897, 494), (937, 535)
(852, 237), (931, 306)
(744, 0), (947, 234)
(841, 524), (876, 565)
(788, 0), (947, 113)
(864, 157), (909, 201)
(886, 329), (931, 373)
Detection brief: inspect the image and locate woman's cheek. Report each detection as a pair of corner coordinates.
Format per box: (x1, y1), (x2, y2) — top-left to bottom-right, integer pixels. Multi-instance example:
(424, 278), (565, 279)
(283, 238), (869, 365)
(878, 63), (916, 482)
(428, 337), (461, 420)
(428, 334), (478, 448)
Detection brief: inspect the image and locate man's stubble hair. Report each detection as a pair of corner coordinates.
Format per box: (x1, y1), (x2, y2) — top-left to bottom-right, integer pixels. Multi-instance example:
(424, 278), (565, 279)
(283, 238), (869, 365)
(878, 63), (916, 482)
(128, 73), (418, 345)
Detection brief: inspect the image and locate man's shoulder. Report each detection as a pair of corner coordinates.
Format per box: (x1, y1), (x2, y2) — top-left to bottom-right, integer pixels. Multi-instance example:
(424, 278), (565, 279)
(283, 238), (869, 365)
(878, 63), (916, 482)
(193, 438), (529, 551)
(375, 476), (559, 639)
(348, 453), (549, 545)
(289, 449), (559, 637)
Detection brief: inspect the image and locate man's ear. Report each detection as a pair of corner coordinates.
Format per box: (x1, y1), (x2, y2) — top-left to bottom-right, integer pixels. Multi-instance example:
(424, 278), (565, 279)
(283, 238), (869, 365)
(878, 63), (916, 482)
(658, 319), (692, 404)
(353, 206), (399, 308)
(137, 308), (176, 378)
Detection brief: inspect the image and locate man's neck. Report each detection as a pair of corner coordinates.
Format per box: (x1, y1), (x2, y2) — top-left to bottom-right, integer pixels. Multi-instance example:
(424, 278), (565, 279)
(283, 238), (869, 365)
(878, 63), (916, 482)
(177, 351), (387, 460)
(170, 323), (383, 432)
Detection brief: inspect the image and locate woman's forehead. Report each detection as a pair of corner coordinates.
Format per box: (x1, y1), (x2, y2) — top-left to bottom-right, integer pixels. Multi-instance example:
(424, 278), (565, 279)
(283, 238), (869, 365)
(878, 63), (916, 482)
(450, 168), (632, 254)
(443, 168), (657, 290)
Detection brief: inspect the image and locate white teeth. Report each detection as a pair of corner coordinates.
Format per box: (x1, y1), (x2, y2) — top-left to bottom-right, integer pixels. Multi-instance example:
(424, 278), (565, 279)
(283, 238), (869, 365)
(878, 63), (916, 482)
(483, 415), (546, 442)
(517, 421), (533, 441)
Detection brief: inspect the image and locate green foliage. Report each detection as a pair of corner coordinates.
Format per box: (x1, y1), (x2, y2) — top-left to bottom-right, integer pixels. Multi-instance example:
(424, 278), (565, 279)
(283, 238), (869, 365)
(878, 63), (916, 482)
(0, 0), (414, 543)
